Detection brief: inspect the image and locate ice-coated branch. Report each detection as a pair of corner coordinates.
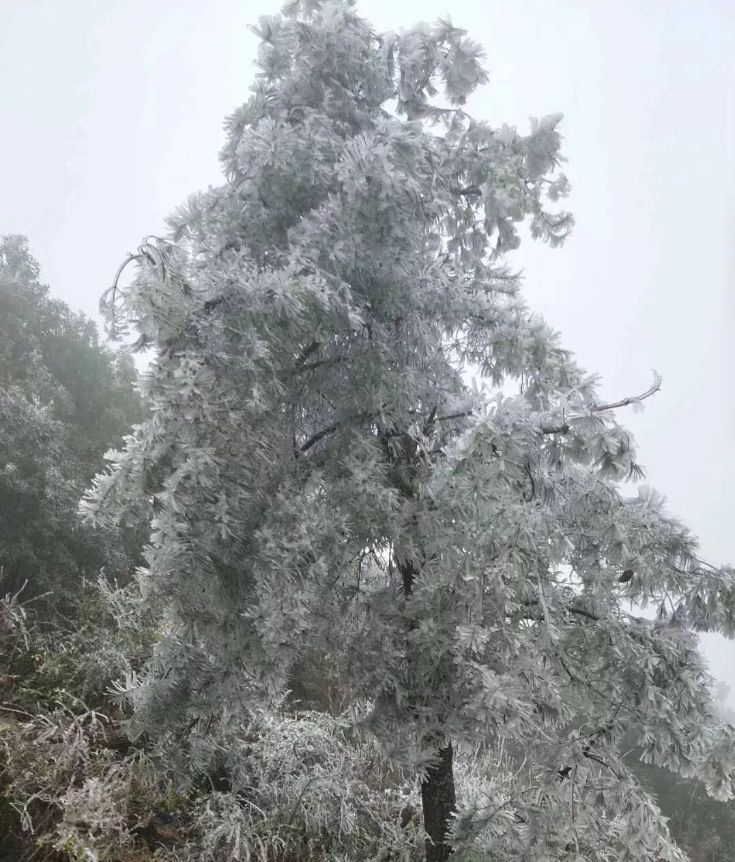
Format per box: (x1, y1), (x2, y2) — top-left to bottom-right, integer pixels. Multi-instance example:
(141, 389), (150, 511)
(540, 371), (662, 435)
(593, 370), (662, 413)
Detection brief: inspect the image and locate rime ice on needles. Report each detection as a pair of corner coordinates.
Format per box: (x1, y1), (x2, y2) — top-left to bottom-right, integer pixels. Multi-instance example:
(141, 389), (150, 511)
(82, 1), (735, 859)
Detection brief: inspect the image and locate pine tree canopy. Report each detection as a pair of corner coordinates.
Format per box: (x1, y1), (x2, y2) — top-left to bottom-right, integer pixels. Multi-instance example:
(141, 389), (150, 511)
(82, 2), (735, 858)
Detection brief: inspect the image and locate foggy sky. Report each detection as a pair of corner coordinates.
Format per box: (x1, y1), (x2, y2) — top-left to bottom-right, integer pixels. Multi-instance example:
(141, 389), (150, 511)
(1, 1), (734, 693)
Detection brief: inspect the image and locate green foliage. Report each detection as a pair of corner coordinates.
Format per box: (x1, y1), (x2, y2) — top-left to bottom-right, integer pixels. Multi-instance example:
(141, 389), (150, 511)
(0, 236), (143, 462)
(630, 749), (735, 862)
(0, 235), (145, 606)
(0, 582), (163, 862)
(8, 584), (157, 714)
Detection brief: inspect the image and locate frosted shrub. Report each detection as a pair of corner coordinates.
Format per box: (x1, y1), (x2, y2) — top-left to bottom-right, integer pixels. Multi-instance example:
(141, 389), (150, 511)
(170, 708), (423, 861)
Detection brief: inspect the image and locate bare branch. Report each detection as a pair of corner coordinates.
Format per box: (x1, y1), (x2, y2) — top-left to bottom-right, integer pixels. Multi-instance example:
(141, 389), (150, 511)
(422, 406), (438, 437)
(567, 605), (601, 622)
(297, 341), (321, 364)
(299, 423), (340, 454)
(449, 185), (483, 198)
(522, 598), (601, 623)
(297, 355), (350, 374)
(593, 371), (662, 412)
(540, 421), (570, 435)
(434, 410), (474, 423)
(204, 296), (225, 313)
(523, 462), (536, 502)
(539, 372), (662, 435)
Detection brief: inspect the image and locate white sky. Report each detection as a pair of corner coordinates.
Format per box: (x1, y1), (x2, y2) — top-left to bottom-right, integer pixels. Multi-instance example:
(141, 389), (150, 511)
(1, 0), (734, 692)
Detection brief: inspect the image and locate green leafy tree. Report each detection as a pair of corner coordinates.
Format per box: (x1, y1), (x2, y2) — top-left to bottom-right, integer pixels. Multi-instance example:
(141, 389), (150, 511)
(630, 753), (735, 862)
(0, 235), (144, 606)
(84, 2), (735, 859)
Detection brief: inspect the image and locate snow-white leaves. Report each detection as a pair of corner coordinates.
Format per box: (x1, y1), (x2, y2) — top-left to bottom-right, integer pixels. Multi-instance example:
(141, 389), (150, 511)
(83, 2), (735, 858)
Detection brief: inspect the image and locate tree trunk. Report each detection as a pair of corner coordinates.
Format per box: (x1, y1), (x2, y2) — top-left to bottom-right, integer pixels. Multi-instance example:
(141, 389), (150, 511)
(421, 740), (457, 862)
(388, 432), (456, 860)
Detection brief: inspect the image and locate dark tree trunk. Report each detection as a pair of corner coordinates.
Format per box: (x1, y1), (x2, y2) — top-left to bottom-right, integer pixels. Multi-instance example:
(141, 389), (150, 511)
(387, 431), (456, 860)
(421, 740), (457, 862)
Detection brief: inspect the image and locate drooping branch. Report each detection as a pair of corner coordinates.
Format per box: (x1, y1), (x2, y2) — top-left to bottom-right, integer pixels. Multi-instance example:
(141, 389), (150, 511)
(99, 251), (143, 340)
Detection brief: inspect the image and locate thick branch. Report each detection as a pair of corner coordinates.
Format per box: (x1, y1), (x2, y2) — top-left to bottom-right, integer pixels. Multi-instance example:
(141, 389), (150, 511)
(297, 355), (350, 374)
(449, 184), (483, 198)
(524, 599), (601, 622)
(435, 410), (474, 423)
(540, 420), (570, 435)
(299, 423), (340, 454)
(413, 407), (473, 431)
(297, 341), (321, 364)
(567, 605), (601, 622)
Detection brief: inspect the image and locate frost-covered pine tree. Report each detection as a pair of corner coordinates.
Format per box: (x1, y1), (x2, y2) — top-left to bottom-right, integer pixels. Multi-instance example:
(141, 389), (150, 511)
(83, 2), (735, 859)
